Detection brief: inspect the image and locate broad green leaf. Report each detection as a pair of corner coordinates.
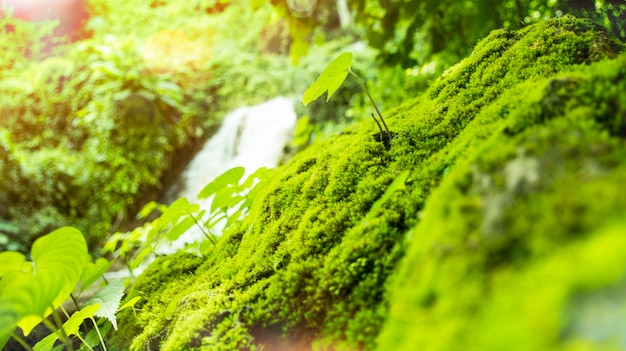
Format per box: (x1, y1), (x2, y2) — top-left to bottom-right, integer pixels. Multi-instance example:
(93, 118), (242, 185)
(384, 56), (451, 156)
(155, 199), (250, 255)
(33, 303), (100, 351)
(63, 303), (101, 336)
(81, 258), (114, 291)
(302, 52), (352, 106)
(166, 216), (196, 241)
(159, 197), (194, 225)
(198, 166), (245, 199)
(0, 333), (9, 350)
(0, 251), (30, 278)
(87, 280), (124, 330)
(0, 227), (90, 337)
(367, 171), (410, 217)
(30, 227), (90, 308)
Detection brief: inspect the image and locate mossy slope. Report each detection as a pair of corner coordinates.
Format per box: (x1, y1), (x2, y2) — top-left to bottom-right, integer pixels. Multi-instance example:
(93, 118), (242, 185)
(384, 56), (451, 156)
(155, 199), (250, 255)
(115, 16), (626, 351)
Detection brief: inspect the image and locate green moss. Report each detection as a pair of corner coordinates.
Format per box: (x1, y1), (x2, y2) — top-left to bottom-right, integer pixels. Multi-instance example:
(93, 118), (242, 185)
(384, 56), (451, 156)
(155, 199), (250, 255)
(114, 16), (626, 351)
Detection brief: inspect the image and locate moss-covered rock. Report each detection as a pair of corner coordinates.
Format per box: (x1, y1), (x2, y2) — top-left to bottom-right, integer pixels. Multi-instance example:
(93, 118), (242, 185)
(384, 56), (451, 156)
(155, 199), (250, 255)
(114, 16), (626, 350)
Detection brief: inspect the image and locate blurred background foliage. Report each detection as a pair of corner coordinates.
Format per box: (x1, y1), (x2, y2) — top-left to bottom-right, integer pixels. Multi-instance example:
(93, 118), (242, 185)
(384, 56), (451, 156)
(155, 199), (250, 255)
(0, 0), (624, 253)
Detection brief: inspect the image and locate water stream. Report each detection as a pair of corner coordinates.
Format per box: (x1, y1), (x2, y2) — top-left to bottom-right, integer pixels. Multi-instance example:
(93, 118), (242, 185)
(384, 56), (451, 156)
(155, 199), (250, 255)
(157, 96), (297, 254)
(104, 97), (297, 280)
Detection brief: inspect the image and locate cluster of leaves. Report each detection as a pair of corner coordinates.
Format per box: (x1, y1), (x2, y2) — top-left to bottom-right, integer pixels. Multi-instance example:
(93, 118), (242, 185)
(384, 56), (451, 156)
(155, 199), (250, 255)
(105, 166), (271, 275)
(0, 13), (208, 251)
(0, 227), (140, 351)
(0, 162), (270, 349)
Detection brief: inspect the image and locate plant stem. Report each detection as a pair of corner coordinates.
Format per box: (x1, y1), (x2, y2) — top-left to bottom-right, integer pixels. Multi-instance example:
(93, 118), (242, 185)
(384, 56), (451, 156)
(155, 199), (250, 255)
(76, 332), (96, 351)
(348, 69), (391, 134)
(10, 332), (33, 351)
(371, 113), (384, 135)
(43, 317), (74, 351)
(188, 211), (214, 244)
(70, 294), (81, 313)
(60, 304), (72, 319)
(90, 317), (108, 351)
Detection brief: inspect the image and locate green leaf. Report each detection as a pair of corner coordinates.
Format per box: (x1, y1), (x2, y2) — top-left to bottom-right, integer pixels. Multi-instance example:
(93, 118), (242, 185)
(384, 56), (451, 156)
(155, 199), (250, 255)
(302, 52), (353, 106)
(118, 296), (142, 312)
(241, 167), (268, 188)
(130, 246), (153, 270)
(33, 303), (100, 351)
(166, 216), (196, 241)
(0, 227), (89, 338)
(80, 258), (114, 291)
(87, 280), (124, 330)
(0, 333), (9, 351)
(29, 227), (90, 308)
(211, 187), (244, 213)
(198, 166), (245, 199)
(158, 198), (199, 229)
(0, 251), (30, 278)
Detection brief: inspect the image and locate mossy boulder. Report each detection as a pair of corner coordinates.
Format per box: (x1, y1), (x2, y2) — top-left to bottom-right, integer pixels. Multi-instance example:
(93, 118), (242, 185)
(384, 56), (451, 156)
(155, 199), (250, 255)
(113, 16), (626, 351)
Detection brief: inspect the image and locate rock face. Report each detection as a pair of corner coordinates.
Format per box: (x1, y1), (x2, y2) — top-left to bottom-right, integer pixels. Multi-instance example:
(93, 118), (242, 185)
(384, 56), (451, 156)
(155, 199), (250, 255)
(113, 16), (626, 351)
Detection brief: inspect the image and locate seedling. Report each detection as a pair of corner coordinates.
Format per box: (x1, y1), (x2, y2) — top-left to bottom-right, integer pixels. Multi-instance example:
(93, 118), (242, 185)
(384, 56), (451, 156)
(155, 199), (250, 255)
(302, 52), (394, 148)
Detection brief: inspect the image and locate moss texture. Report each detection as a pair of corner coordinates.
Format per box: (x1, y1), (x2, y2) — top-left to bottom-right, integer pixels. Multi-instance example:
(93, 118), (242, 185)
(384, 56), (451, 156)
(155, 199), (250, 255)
(114, 16), (626, 351)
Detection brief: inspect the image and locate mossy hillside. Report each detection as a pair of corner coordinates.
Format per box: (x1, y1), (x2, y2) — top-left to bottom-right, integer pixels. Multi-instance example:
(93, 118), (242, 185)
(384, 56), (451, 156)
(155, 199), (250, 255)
(379, 51), (626, 351)
(114, 16), (624, 351)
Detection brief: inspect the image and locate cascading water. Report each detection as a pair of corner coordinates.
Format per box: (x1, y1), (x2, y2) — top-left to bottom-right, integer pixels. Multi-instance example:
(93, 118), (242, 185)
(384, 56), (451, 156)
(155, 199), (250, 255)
(157, 96), (297, 253)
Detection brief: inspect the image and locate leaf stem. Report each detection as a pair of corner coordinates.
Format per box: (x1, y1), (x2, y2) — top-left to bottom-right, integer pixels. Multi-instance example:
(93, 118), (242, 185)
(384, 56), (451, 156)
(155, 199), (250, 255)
(10, 332), (33, 351)
(348, 69), (391, 134)
(43, 316), (74, 351)
(70, 294), (81, 313)
(76, 332), (96, 351)
(89, 317), (107, 351)
(188, 211), (215, 245)
(371, 113), (384, 135)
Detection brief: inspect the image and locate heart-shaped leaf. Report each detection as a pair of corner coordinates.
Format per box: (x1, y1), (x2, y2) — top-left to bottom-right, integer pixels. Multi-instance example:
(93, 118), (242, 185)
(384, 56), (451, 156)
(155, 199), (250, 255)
(0, 227), (89, 338)
(302, 52), (353, 106)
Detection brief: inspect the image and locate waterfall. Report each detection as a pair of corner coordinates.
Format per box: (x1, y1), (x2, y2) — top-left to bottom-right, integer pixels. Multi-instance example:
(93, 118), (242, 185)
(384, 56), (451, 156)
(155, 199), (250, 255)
(157, 96), (297, 253)
(177, 96), (297, 201)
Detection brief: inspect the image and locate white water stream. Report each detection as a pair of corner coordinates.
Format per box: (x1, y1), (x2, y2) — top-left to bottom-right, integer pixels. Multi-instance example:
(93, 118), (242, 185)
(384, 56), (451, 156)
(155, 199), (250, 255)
(157, 96), (297, 254)
(105, 97), (296, 279)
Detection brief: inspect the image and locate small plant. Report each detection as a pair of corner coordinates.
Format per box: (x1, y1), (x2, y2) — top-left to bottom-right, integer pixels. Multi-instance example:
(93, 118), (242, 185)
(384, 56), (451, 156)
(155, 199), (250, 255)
(0, 227), (139, 351)
(105, 166), (271, 274)
(302, 52), (394, 148)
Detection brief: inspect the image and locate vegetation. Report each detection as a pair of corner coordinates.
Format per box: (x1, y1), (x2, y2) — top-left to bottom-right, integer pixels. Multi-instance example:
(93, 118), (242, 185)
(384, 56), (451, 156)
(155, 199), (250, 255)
(112, 16), (624, 350)
(1, 0), (625, 349)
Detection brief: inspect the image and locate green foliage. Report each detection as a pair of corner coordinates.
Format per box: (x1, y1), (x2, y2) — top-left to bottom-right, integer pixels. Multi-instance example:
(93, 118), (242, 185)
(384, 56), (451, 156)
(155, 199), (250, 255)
(0, 227), (89, 338)
(33, 304), (100, 351)
(0, 11), (58, 73)
(302, 52), (353, 105)
(303, 51), (392, 145)
(0, 24), (204, 251)
(111, 17), (626, 351)
(105, 166), (271, 275)
(88, 280), (125, 330)
(0, 227), (131, 351)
